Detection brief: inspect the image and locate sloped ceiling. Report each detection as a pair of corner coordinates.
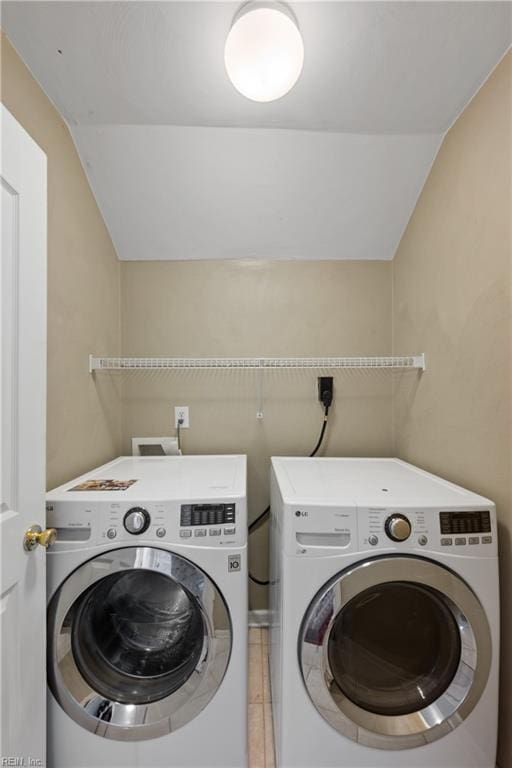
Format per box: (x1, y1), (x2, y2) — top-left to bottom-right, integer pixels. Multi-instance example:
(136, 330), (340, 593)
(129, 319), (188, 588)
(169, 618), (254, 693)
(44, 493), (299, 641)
(3, 1), (511, 260)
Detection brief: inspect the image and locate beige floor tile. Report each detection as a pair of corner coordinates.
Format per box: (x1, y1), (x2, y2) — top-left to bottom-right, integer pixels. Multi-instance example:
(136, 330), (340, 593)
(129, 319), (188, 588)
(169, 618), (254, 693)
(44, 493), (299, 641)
(262, 651), (271, 703)
(249, 627), (262, 645)
(264, 701), (275, 768)
(249, 642), (264, 703)
(248, 703), (266, 768)
(248, 628), (275, 767)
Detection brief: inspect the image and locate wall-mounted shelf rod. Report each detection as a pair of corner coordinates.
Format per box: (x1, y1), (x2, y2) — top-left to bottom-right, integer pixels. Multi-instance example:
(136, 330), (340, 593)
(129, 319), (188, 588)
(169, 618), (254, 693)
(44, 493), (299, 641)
(89, 354), (426, 373)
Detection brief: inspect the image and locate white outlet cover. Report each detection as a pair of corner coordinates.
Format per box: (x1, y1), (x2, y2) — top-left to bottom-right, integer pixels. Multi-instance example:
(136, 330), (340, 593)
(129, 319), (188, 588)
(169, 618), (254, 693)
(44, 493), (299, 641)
(132, 437), (180, 456)
(174, 406), (189, 428)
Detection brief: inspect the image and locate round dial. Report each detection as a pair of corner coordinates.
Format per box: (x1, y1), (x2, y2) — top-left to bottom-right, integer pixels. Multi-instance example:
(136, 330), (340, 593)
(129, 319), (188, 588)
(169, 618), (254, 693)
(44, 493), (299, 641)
(385, 513), (411, 542)
(123, 507), (150, 535)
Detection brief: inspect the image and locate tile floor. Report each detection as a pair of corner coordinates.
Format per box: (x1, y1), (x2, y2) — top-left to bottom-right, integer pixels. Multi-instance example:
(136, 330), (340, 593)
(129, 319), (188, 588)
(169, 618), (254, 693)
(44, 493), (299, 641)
(249, 627), (275, 768)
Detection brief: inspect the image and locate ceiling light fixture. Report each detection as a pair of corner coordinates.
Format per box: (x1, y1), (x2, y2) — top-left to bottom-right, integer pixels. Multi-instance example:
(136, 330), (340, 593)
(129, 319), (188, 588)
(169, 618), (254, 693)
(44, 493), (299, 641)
(224, 2), (304, 103)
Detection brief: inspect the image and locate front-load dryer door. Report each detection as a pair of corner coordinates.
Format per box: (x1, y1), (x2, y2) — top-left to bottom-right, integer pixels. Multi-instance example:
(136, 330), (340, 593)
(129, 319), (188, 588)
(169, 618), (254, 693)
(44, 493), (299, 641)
(48, 547), (231, 741)
(299, 556), (492, 750)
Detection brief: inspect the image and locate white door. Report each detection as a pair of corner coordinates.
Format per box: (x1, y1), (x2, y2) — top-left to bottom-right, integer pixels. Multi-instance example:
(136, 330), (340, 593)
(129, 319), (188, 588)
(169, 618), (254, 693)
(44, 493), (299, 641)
(0, 105), (47, 765)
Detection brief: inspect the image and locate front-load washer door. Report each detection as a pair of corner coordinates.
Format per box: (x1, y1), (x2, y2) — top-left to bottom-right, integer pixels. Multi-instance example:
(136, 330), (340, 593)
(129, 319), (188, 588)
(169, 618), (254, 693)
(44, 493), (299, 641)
(299, 556), (492, 750)
(48, 547), (231, 741)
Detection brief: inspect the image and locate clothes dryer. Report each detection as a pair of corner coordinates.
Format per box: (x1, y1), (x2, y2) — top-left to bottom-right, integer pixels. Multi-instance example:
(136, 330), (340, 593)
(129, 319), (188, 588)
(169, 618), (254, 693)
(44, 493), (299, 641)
(270, 458), (498, 768)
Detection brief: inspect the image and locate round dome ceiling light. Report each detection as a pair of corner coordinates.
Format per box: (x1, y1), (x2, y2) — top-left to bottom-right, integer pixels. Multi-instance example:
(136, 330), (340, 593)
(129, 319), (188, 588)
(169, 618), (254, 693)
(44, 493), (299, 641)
(224, 2), (304, 103)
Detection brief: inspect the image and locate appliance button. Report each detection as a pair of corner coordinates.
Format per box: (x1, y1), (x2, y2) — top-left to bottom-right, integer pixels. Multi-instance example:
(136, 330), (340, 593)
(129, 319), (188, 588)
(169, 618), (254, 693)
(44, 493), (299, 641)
(106, 528), (117, 539)
(441, 537), (453, 546)
(194, 529), (207, 537)
(468, 536), (479, 545)
(418, 535), (428, 546)
(179, 529), (192, 538)
(482, 536), (493, 544)
(368, 534), (379, 546)
(224, 527), (236, 536)
(454, 537), (466, 545)
(156, 527), (166, 538)
(209, 528), (222, 536)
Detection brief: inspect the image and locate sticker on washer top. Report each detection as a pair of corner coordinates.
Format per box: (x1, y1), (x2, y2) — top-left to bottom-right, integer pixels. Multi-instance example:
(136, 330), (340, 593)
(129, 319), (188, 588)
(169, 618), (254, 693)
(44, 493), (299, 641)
(69, 479), (138, 492)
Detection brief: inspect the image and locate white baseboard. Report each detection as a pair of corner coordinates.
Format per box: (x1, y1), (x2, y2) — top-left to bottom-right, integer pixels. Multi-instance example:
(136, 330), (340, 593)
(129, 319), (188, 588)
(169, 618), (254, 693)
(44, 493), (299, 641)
(248, 609), (270, 627)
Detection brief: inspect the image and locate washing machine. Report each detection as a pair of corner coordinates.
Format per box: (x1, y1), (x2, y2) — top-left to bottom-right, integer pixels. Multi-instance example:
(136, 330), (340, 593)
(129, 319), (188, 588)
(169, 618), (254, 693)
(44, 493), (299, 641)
(269, 457), (499, 768)
(45, 455), (247, 768)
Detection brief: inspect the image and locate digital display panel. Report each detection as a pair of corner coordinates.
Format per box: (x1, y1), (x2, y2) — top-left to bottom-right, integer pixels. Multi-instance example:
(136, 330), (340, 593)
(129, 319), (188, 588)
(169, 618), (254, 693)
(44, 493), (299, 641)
(439, 510), (491, 535)
(180, 503), (235, 527)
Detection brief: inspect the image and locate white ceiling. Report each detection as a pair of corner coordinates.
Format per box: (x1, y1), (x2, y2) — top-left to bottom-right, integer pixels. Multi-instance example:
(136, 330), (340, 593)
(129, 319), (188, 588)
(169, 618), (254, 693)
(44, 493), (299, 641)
(3, 1), (511, 133)
(2, 1), (511, 260)
(72, 126), (441, 261)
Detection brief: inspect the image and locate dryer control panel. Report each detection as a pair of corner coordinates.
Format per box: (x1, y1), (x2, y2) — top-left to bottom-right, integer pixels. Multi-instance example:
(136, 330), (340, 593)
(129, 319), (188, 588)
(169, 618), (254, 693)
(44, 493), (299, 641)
(283, 502), (497, 557)
(358, 505), (496, 553)
(359, 507), (428, 549)
(439, 509), (491, 535)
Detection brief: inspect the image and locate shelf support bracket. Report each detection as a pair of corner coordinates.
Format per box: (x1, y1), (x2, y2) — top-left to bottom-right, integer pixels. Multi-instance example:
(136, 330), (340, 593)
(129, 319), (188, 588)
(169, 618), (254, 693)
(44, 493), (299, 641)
(256, 361), (264, 420)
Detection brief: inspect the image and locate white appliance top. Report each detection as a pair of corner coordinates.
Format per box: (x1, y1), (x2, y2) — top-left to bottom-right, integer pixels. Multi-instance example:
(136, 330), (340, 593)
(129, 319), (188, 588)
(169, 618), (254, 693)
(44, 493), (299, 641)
(271, 457), (492, 508)
(47, 455), (247, 503)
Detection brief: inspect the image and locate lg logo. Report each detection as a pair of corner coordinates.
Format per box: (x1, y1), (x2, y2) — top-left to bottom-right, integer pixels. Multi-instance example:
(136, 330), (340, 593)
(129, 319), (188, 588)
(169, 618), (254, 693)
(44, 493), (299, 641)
(295, 510), (308, 518)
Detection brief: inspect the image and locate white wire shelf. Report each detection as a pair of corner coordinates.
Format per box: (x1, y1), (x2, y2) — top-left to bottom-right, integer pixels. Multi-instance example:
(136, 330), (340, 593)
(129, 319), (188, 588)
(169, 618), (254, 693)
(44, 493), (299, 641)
(89, 354), (426, 373)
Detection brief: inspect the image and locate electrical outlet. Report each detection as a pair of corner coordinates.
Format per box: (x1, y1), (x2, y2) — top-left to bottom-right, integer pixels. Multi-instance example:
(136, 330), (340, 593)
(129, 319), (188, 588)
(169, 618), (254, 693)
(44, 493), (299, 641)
(318, 377), (334, 409)
(174, 406), (189, 429)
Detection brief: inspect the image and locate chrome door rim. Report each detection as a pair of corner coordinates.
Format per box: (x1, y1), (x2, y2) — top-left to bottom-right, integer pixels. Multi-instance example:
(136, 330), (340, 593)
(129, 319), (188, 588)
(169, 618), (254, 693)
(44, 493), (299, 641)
(299, 556), (492, 750)
(48, 547), (232, 741)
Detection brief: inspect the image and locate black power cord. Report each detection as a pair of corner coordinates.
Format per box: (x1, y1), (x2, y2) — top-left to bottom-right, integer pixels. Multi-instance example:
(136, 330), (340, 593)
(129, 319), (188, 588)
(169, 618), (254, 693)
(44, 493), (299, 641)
(248, 572), (271, 586)
(249, 402), (331, 586)
(248, 504), (270, 535)
(309, 405), (330, 458)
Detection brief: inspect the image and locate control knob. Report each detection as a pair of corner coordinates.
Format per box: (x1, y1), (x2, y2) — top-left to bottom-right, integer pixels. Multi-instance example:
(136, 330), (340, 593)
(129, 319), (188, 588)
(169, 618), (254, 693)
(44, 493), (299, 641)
(385, 514), (411, 542)
(123, 507), (150, 535)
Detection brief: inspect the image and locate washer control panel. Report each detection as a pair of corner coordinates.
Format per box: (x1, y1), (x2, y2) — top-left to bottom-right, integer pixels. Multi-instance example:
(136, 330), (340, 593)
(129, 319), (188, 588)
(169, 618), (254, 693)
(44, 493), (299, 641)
(45, 498), (245, 549)
(176, 504), (237, 543)
(180, 503), (235, 527)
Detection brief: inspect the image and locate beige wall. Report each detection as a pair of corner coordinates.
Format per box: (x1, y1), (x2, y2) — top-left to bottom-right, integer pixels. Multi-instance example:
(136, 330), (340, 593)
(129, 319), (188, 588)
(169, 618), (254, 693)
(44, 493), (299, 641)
(1, 34), (122, 489)
(121, 260), (394, 607)
(4, 25), (511, 756)
(393, 52), (512, 767)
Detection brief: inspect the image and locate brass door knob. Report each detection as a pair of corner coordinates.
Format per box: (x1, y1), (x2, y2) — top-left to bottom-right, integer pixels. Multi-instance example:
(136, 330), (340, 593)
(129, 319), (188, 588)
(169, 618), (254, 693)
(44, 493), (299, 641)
(24, 525), (57, 551)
